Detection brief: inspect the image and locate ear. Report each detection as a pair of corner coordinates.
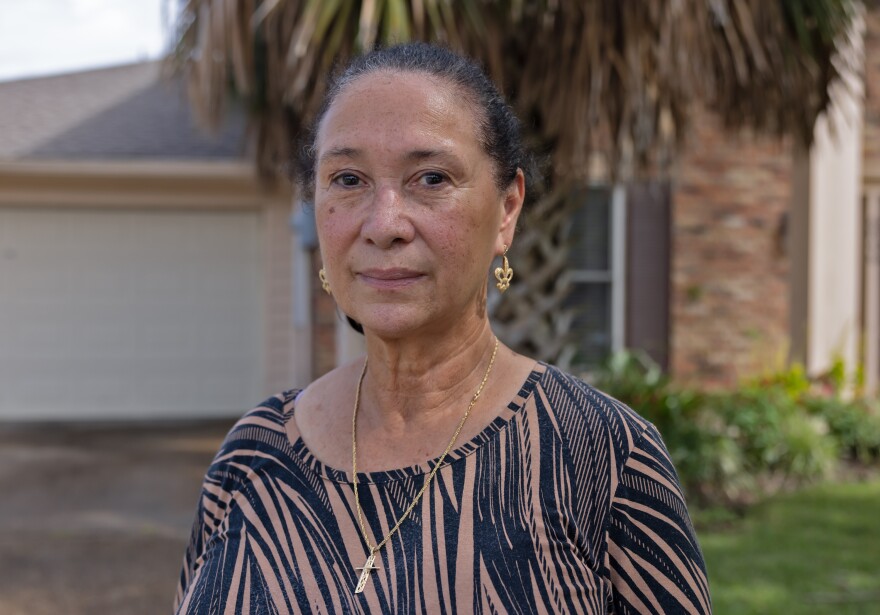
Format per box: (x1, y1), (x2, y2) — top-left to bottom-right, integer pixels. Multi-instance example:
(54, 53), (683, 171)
(496, 168), (526, 254)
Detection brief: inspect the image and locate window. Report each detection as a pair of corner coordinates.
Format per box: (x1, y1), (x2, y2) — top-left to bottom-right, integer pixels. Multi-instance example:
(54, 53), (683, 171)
(565, 185), (627, 369)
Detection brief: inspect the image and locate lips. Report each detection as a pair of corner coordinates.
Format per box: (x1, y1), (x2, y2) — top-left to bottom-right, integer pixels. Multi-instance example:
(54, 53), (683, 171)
(356, 268), (425, 289)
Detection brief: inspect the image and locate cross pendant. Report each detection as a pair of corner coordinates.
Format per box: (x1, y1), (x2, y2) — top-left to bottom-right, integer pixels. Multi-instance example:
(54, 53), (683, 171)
(355, 552), (380, 594)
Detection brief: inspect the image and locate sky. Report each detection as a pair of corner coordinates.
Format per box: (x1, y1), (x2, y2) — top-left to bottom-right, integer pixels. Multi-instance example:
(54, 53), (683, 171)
(0, 0), (172, 82)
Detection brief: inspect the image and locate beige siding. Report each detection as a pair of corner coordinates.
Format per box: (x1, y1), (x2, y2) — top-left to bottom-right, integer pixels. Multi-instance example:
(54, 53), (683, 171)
(0, 162), (304, 419)
(795, 18), (865, 378)
(0, 207), (264, 420)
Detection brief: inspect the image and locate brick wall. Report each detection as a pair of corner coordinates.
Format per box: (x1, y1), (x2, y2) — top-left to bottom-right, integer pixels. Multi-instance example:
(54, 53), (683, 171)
(670, 109), (792, 387)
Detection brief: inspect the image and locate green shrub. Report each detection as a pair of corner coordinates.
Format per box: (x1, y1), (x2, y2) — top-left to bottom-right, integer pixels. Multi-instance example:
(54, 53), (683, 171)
(745, 362), (812, 399)
(804, 396), (880, 463)
(591, 350), (670, 412)
(707, 388), (836, 497)
(592, 353), (859, 508)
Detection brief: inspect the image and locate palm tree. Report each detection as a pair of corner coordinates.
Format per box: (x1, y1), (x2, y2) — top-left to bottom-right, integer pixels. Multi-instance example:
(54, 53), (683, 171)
(169, 0), (860, 365)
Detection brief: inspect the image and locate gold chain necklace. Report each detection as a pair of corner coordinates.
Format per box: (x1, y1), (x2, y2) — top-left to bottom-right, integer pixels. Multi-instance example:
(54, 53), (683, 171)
(351, 336), (499, 594)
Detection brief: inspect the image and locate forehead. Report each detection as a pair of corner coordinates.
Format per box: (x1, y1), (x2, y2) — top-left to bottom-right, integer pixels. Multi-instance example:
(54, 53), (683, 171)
(315, 70), (483, 155)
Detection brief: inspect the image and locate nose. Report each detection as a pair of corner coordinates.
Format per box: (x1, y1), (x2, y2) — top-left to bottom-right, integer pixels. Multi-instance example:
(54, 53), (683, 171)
(361, 184), (415, 249)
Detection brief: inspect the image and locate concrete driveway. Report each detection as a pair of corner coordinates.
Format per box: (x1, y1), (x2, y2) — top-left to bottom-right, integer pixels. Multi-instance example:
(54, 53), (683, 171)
(0, 419), (234, 615)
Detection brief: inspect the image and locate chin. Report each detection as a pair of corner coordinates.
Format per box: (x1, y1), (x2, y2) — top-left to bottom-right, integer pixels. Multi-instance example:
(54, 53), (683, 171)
(353, 305), (443, 339)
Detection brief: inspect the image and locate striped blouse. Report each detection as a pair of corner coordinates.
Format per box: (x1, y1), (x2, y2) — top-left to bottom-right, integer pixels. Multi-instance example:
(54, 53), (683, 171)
(175, 363), (711, 614)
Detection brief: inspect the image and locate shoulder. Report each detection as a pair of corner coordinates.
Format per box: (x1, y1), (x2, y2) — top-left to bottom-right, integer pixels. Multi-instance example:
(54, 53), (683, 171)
(185, 391), (303, 537)
(224, 390), (299, 444)
(204, 390), (303, 484)
(535, 363), (655, 456)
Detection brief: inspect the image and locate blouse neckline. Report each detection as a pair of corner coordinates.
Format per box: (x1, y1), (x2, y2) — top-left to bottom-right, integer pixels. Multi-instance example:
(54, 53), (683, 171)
(281, 362), (547, 485)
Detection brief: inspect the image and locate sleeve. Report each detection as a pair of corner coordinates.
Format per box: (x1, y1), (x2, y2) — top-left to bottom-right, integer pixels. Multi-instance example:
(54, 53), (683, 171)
(173, 494), (207, 612)
(172, 459), (237, 614)
(172, 412), (264, 614)
(606, 424), (712, 614)
(172, 393), (296, 614)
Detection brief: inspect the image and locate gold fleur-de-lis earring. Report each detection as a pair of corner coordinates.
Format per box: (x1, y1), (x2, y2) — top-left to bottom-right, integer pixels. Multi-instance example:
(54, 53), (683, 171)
(318, 268), (331, 295)
(494, 245), (514, 292)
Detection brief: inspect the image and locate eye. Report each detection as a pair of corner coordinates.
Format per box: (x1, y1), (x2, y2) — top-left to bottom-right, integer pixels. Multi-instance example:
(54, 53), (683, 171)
(419, 171), (447, 186)
(332, 173), (362, 187)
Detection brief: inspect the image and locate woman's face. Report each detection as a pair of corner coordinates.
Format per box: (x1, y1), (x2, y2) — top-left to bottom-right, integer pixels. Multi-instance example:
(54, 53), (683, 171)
(314, 70), (523, 340)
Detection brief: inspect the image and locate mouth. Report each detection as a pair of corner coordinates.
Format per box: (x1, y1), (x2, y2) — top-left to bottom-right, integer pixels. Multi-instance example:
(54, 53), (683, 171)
(356, 268), (426, 289)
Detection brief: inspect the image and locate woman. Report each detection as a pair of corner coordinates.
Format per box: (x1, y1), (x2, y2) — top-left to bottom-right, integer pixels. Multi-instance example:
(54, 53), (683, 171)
(175, 43), (711, 614)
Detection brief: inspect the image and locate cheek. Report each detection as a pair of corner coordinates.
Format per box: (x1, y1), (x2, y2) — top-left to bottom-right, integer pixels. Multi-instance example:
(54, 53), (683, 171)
(316, 205), (352, 258)
(431, 205), (495, 275)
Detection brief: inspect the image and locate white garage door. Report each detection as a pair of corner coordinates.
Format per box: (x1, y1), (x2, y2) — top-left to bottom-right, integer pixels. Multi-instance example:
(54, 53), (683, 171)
(0, 207), (264, 420)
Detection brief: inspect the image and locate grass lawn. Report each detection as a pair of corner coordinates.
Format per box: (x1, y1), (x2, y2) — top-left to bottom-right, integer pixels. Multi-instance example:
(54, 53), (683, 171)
(698, 479), (880, 614)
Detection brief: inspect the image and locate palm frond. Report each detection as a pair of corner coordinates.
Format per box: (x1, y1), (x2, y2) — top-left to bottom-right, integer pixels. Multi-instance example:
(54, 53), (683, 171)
(169, 0), (861, 180)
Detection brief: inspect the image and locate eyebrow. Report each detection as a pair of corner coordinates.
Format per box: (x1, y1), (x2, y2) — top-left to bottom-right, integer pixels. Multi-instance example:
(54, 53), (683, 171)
(318, 147), (457, 166)
(318, 147), (360, 165)
(404, 149), (453, 162)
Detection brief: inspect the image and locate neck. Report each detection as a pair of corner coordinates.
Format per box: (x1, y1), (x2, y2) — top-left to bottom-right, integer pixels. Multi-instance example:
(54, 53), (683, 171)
(359, 321), (498, 427)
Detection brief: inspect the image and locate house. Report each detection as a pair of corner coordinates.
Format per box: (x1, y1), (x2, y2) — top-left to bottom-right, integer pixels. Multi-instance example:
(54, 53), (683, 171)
(565, 9), (879, 391)
(665, 10), (877, 390)
(0, 62), (308, 420)
(1, 10), (877, 421)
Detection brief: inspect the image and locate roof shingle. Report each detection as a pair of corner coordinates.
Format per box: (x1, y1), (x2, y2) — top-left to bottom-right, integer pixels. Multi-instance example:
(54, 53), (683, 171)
(0, 61), (247, 161)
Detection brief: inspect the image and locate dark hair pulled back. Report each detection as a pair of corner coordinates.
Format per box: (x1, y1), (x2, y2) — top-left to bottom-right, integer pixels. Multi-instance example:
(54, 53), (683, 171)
(297, 42), (535, 202)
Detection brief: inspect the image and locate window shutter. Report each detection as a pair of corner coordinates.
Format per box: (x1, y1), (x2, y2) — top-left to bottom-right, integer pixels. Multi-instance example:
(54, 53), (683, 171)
(625, 182), (671, 370)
